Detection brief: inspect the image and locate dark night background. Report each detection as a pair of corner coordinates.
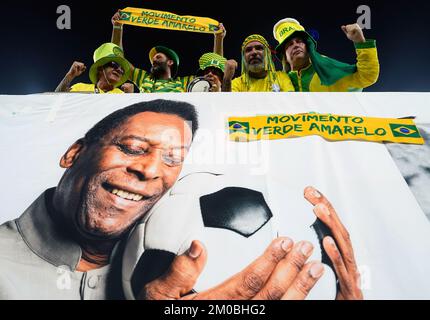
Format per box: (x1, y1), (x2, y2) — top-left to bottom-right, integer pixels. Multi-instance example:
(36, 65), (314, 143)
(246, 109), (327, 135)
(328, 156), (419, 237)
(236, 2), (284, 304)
(2, 0), (429, 94)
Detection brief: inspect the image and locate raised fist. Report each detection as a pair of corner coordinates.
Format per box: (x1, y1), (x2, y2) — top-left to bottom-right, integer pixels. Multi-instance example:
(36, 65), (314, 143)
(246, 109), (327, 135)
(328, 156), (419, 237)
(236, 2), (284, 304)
(121, 82), (134, 93)
(112, 10), (121, 26)
(215, 23), (226, 39)
(223, 59), (238, 80)
(67, 61), (86, 78)
(341, 23), (366, 43)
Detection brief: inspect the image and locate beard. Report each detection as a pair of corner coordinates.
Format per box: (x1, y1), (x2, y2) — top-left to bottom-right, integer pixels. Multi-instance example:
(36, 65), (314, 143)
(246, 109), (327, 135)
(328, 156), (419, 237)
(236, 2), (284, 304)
(151, 61), (169, 77)
(247, 60), (265, 73)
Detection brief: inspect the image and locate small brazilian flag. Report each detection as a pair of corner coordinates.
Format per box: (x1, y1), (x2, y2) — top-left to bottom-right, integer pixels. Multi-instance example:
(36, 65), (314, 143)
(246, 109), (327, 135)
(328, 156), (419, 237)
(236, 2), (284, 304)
(120, 12), (132, 21)
(389, 124), (421, 138)
(229, 121), (250, 134)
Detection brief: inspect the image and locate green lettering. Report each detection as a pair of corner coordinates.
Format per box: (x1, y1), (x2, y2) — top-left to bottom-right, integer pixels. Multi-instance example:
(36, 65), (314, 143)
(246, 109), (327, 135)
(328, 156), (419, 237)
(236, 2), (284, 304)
(320, 124), (332, 134)
(291, 115), (302, 122)
(364, 128), (374, 136)
(309, 123), (320, 131)
(375, 128), (386, 136)
(267, 116), (279, 124)
(354, 126), (364, 135)
(252, 128), (262, 135)
(307, 115), (319, 121)
(332, 125), (343, 135)
(263, 126), (273, 135)
(295, 124), (303, 132)
(344, 126), (354, 135)
(273, 126), (282, 135)
(329, 115), (342, 123)
(282, 125), (294, 134)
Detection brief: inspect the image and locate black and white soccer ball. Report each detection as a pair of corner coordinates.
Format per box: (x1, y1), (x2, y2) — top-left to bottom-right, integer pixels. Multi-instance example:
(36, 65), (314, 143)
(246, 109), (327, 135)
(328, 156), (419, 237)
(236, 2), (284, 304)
(121, 172), (336, 299)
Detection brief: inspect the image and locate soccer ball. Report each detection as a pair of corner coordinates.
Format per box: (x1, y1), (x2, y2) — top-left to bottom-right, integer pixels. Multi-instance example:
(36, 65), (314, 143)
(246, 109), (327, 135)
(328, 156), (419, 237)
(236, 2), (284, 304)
(121, 171), (336, 299)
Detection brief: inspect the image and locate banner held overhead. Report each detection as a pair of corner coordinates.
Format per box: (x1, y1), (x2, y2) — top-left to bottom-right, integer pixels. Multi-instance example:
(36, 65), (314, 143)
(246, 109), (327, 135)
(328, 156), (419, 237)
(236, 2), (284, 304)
(119, 7), (221, 34)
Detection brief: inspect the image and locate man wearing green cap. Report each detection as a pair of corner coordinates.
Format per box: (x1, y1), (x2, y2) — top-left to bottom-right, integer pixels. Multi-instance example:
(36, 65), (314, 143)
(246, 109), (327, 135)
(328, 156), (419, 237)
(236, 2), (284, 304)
(223, 34), (295, 92)
(273, 18), (379, 92)
(55, 43), (132, 94)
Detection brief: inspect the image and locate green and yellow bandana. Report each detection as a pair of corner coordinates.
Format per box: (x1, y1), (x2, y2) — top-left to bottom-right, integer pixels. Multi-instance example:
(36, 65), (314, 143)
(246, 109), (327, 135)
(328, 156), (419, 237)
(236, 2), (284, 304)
(241, 34), (279, 91)
(198, 52), (226, 74)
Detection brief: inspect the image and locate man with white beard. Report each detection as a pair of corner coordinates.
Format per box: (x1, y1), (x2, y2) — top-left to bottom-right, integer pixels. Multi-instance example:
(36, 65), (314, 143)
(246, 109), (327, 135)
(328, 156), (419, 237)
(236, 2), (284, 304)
(223, 34), (295, 92)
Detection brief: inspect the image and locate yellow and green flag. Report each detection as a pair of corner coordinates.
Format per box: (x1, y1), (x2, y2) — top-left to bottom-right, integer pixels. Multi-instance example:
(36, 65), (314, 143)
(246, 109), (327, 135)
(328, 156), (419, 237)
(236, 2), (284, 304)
(118, 7), (221, 34)
(228, 113), (424, 144)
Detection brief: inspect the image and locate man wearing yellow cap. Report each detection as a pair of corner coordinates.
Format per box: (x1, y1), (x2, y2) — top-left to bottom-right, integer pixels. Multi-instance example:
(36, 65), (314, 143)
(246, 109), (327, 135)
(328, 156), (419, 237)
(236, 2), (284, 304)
(223, 34), (295, 92)
(55, 43), (132, 93)
(273, 18), (379, 92)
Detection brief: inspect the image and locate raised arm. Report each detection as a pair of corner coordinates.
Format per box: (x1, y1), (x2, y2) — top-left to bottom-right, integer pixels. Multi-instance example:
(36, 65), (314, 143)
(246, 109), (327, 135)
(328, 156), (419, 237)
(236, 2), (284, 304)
(111, 10), (123, 48)
(111, 10), (135, 75)
(213, 23), (226, 56)
(221, 59), (237, 92)
(55, 61), (86, 92)
(339, 23), (380, 90)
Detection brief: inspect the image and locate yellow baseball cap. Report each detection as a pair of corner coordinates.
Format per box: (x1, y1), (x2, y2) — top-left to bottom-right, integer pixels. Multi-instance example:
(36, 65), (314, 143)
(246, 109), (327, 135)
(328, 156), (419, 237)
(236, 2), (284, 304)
(273, 18), (316, 60)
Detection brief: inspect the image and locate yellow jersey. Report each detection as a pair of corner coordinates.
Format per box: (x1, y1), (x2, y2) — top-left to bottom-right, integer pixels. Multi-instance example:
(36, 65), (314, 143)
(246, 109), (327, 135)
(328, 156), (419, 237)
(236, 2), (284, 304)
(69, 83), (124, 94)
(232, 71), (295, 92)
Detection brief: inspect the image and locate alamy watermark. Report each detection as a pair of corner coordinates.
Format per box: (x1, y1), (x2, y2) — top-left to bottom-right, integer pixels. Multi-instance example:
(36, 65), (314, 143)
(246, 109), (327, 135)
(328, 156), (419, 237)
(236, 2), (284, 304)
(357, 5), (371, 29)
(56, 5), (71, 30)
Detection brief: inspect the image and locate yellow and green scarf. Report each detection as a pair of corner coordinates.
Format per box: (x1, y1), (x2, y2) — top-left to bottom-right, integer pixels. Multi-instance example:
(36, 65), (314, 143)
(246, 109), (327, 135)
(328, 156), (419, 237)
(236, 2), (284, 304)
(118, 7), (221, 34)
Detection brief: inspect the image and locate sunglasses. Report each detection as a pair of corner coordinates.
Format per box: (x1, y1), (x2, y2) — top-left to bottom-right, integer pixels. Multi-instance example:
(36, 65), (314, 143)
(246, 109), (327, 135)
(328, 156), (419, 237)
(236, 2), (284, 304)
(204, 67), (223, 80)
(104, 61), (124, 74)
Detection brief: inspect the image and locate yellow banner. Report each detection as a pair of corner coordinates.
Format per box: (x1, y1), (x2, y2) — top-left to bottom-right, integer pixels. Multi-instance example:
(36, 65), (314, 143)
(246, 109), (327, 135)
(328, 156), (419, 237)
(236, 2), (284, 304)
(118, 7), (221, 34)
(228, 113), (424, 144)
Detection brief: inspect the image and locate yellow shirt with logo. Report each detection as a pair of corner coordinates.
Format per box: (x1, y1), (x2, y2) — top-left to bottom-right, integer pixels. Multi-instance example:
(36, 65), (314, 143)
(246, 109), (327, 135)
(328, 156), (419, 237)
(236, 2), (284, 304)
(69, 83), (124, 94)
(232, 71), (295, 92)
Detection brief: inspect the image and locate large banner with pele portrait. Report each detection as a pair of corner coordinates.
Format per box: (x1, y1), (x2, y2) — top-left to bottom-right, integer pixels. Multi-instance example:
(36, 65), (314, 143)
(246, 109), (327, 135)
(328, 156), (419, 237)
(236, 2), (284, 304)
(0, 92), (429, 299)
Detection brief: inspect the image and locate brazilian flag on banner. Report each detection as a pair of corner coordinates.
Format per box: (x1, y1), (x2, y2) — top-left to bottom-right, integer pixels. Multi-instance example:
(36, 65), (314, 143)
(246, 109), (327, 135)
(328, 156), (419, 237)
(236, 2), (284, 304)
(389, 124), (421, 138)
(229, 121), (249, 134)
(228, 113), (424, 144)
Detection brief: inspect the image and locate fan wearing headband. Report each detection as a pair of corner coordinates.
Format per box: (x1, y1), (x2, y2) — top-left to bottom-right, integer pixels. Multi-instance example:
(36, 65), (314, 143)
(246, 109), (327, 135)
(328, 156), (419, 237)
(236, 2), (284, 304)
(223, 34), (295, 92)
(55, 43), (132, 94)
(111, 11), (226, 93)
(273, 18), (380, 92)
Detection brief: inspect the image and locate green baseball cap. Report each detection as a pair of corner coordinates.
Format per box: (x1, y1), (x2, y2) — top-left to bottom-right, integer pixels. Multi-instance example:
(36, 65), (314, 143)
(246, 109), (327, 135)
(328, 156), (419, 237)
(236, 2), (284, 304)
(89, 43), (131, 87)
(196, 52), (226, 77)
(149, 46), (180, 77)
